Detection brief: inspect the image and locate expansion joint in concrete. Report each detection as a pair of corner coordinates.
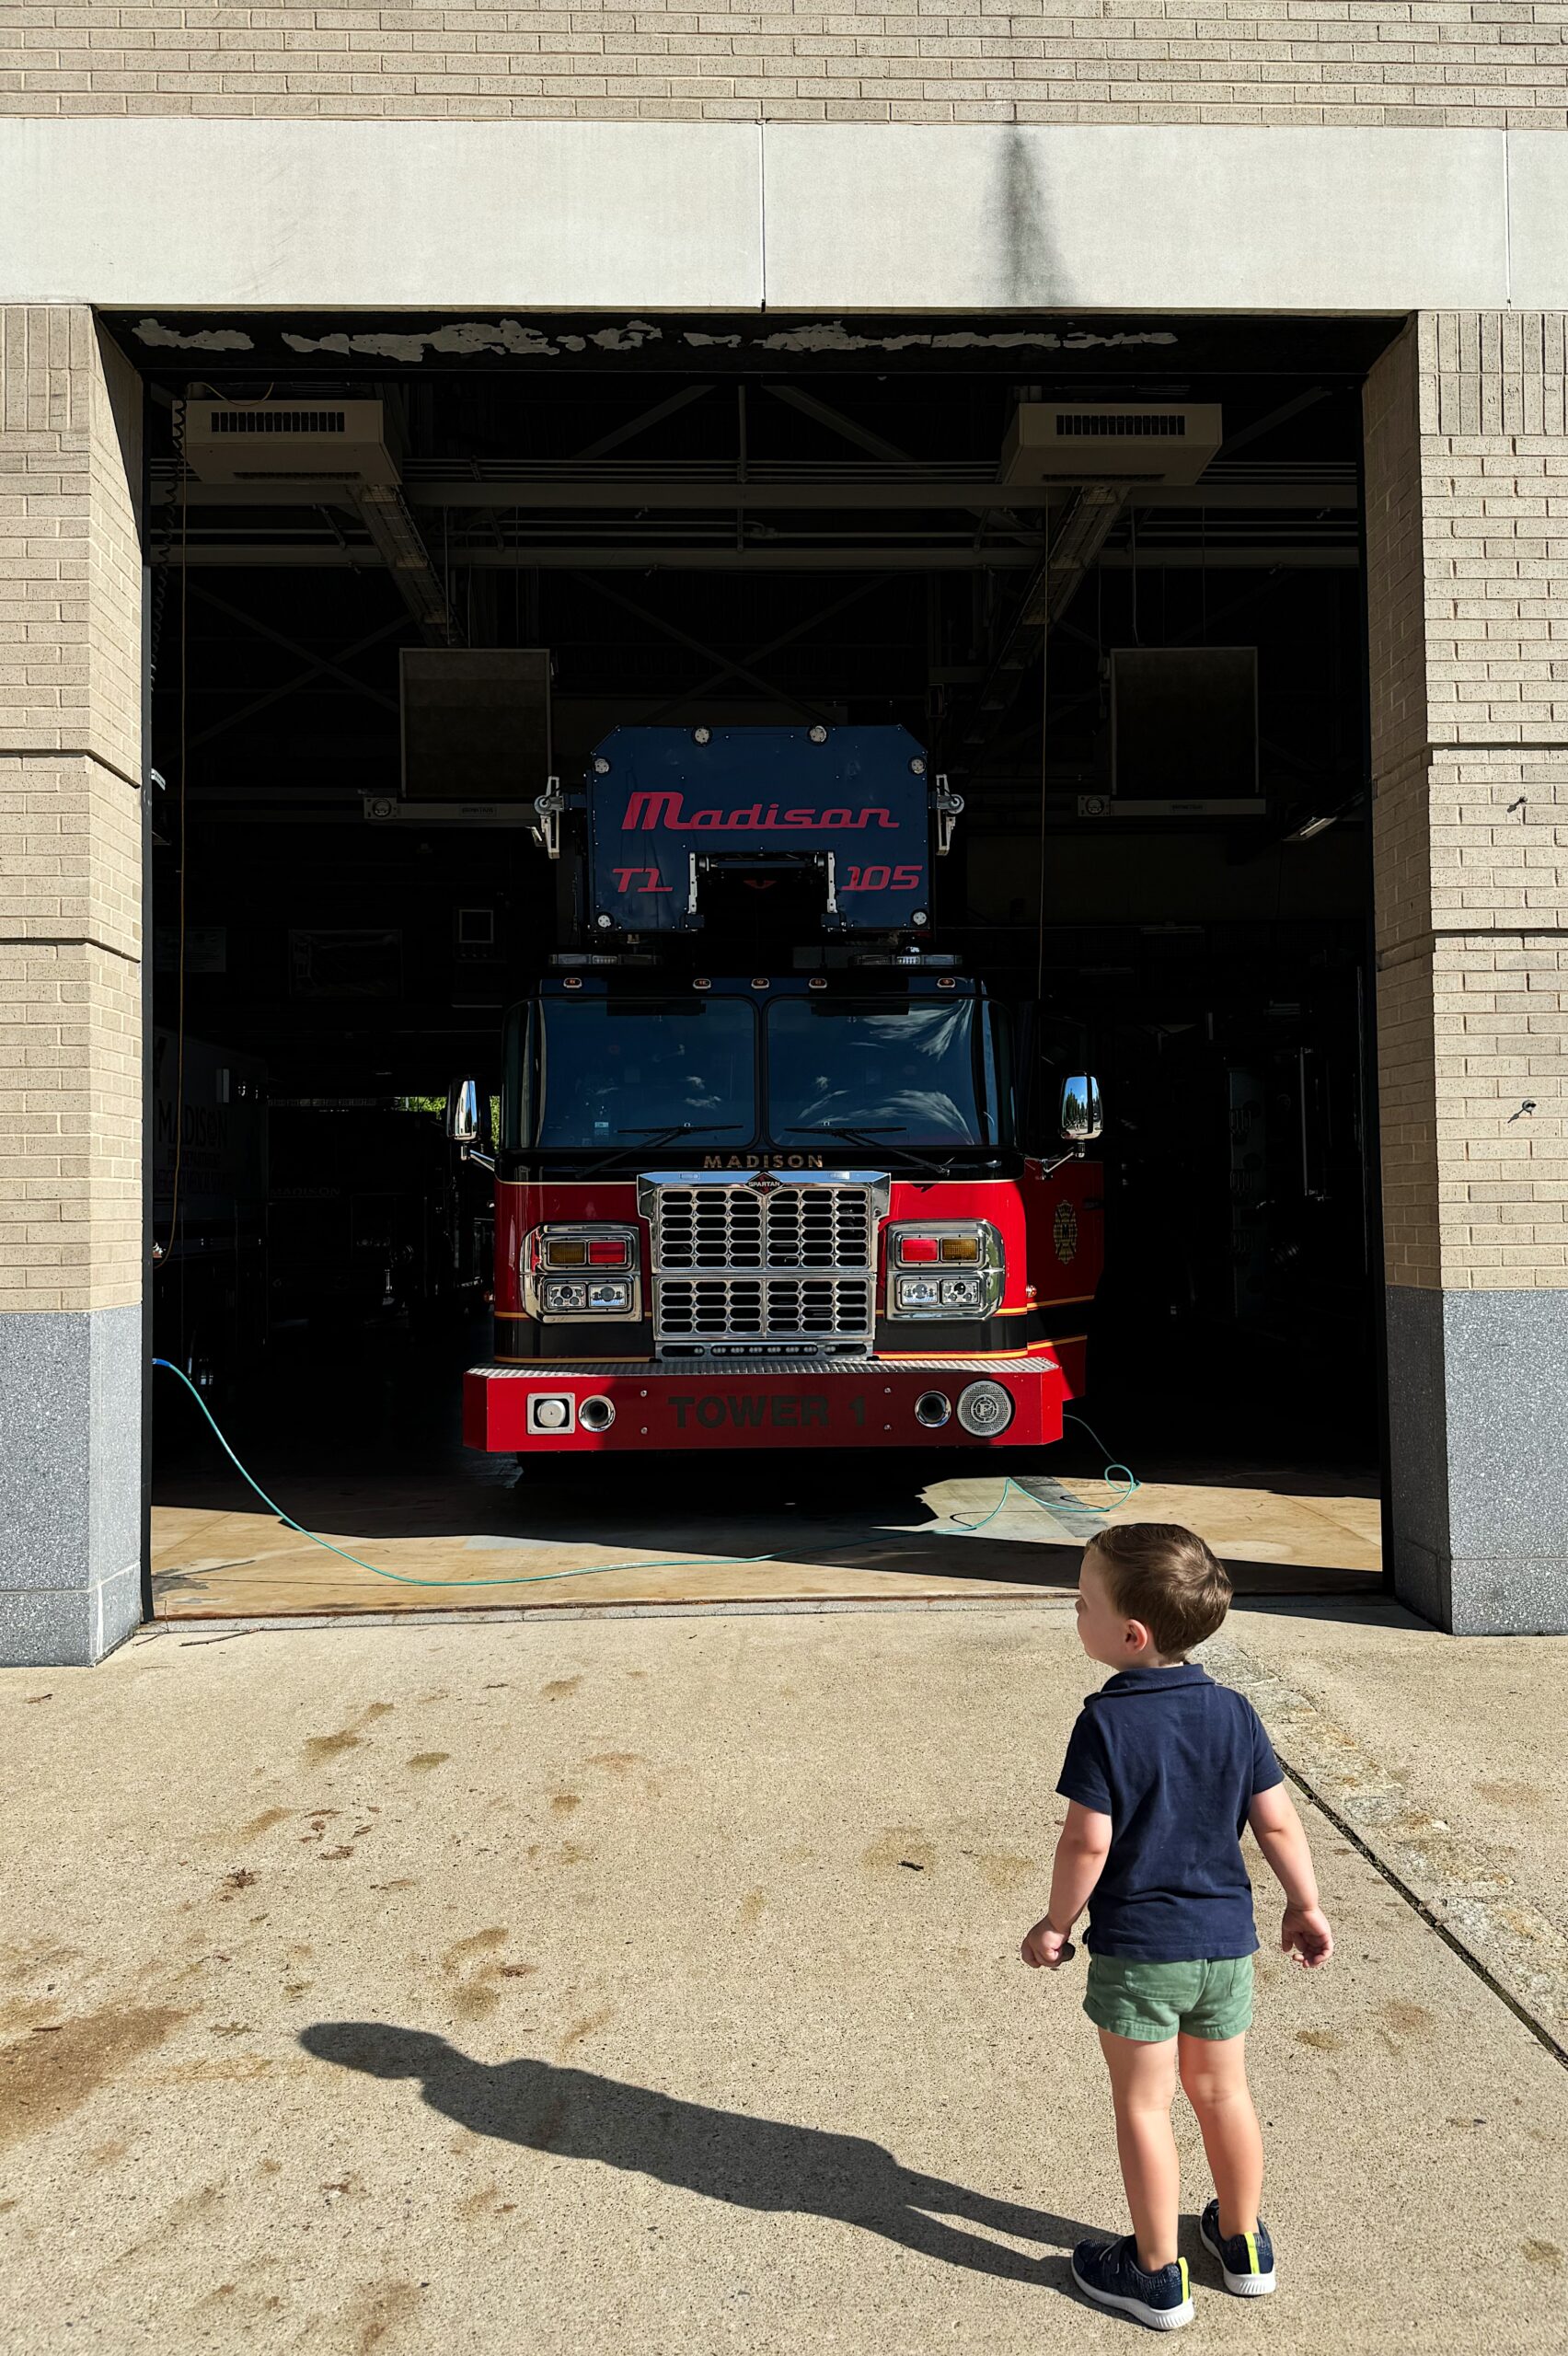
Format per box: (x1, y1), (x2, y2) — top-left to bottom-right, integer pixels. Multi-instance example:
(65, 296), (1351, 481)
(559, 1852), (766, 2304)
(1206, 1631), (1568, 2070)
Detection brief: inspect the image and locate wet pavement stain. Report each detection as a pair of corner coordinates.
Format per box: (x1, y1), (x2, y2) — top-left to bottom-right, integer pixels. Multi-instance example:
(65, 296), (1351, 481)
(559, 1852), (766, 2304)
(407, 1753), (451, 1773)
(557, 2004), (614, 2056)
(862, 1831), (936, 1875)
(337, 2277), (424, 2353)
(1377, 2000), (1436, 2046)
(304, 1703), (396, 1765)
(237, 1808), (293, 1842)
(442, 1928), (513, 2022)
(1476, 1780), (1543, 1811)
(541, 1677), (582, 1700)
(974, 1854), (1036, 1893)
(1296, 2028), (1346, 2052)
(0, 2004), (188, 2154)
(737, 1889), (767, 1929)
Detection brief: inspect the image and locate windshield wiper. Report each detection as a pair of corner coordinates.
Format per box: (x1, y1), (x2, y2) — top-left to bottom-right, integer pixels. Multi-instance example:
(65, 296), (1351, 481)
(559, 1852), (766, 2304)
(783, 1123), (931, 1172)
(583, 1121), (744, 1174)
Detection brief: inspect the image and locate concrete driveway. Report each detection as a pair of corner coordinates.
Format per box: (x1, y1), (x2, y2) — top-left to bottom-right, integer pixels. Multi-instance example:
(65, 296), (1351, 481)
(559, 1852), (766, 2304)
(4, 1602), (1565, 2352)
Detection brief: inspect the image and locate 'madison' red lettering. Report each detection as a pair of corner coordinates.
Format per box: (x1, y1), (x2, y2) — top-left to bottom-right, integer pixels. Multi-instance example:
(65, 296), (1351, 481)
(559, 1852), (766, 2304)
(622, 791), (898, 834)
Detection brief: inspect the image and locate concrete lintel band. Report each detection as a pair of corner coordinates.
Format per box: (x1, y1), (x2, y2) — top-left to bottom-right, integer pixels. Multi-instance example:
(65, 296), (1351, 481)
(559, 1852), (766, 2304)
(2, 121), (1568, 315)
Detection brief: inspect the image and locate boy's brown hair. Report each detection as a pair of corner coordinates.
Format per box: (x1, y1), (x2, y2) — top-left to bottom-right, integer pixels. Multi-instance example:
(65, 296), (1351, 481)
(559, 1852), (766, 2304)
(1089, 1522), (1232, 1657)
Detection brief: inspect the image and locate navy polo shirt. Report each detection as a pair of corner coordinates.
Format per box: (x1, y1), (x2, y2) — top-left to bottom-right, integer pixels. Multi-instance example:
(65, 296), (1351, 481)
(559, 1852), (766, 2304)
(1055, 1663), (1284, 1962)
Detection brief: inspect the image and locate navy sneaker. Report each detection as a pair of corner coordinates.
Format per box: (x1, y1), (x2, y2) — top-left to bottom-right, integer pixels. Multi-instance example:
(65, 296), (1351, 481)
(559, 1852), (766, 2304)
(1199, 2198), (1276, 2296)
(1070, 2235), (1194, 2330)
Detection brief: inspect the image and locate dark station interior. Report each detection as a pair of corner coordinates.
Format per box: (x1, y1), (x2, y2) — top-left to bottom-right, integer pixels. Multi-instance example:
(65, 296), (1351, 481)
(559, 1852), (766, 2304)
(133, 309), (1394, 1509)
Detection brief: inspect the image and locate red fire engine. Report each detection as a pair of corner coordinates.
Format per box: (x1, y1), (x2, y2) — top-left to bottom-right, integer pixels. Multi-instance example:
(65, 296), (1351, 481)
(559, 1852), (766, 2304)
(452, 724), (1103, 1458)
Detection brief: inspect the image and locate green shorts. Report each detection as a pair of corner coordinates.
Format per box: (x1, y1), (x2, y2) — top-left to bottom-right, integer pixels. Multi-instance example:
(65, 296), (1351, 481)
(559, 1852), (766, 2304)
(1084, 1954), (1255, 2044)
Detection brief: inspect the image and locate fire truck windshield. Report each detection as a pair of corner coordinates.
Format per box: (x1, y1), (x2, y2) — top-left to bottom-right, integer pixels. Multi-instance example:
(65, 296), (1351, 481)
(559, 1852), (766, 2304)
(506, 993), (1012, 1155)
(767, 999), (1011, 1149)
(517, 996), (756, 1151)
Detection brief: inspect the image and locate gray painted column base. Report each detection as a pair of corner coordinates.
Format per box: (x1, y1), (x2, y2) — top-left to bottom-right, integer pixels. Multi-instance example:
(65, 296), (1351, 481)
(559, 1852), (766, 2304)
(0, 1305), (144, 1667)
(1386, 1287), (1568, 1635)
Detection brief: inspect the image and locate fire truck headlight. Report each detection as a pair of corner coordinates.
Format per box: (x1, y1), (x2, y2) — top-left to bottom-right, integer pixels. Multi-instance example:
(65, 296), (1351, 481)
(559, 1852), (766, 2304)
(529, 1225), (641, 1321)
(896, 1276), (942, 1309)
(542, 1279), (589, 1313)
(887, 1221), (1003, 1318)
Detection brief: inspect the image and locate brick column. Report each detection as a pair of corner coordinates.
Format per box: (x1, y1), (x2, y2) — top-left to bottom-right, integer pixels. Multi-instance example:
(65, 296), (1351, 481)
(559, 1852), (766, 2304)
(0, 309), (144, 1666)
(1365, 315), (1568, 1634)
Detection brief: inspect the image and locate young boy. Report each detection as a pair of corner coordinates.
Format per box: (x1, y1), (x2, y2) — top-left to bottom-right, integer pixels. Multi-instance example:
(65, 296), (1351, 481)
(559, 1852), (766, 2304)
(1022, 1522), (1332, 2331)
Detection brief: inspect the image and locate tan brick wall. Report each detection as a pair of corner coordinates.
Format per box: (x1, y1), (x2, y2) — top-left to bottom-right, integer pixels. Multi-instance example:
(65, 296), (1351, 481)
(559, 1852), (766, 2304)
(1, 4), (1565, 126)
(1366, 313), (1568, 1296)
(0, 309), (143, 1317)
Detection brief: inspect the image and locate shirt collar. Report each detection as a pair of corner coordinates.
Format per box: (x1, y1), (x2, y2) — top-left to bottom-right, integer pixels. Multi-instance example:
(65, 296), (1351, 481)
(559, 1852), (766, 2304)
(1098, 1663), (1211, 1697)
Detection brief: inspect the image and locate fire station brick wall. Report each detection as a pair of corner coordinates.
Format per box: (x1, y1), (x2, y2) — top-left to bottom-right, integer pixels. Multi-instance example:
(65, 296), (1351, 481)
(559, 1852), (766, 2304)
(0, 309), (144, 1317)
(0, 306), (144, 1667)
(1366, 313), (1568, 1301)
(1365, 312), (1568, 1634)
(1, 4), (1566, 125)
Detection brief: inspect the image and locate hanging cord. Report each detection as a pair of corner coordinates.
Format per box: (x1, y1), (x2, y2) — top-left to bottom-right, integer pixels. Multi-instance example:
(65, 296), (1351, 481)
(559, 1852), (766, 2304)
(152, 1363), (1139, 1594)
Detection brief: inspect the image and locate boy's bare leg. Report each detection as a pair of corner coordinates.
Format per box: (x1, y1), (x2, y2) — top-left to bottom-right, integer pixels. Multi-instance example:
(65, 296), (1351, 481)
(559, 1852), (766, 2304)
(1097, 2029), (1180, 2271)
(1178, 2031), (1263, 2237)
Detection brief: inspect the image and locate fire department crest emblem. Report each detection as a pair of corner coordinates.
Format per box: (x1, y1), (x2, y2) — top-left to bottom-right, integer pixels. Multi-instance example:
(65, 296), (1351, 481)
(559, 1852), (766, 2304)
(1053, 1201), (1079, 1265)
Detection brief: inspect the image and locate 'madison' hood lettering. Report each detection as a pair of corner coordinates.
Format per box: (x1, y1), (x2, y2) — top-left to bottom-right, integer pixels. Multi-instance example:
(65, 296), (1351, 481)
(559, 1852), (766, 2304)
(623, 791), (899, 834)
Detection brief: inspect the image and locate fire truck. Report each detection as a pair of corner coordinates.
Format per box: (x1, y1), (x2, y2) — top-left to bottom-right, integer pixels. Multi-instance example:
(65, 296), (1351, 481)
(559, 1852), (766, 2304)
(452, 723), (1103, 1459)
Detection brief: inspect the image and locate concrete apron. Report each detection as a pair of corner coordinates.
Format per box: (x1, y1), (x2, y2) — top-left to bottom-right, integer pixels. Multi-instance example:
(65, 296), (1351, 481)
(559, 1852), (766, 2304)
(1, 1606), (1562, 2353)
(148, 1466), (1381, 1621)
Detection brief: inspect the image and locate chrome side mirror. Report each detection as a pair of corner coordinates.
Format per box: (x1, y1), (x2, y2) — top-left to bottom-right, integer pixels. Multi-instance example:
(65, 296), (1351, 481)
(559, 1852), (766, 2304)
(446, 1078), (483, 1148)
(1059, 1074), (1103, 1146)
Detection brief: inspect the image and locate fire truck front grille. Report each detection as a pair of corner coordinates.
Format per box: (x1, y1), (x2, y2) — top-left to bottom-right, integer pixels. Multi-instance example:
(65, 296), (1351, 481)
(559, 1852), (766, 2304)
(646, 1181), (879, 1350)
(656, 1276), (873, 1343)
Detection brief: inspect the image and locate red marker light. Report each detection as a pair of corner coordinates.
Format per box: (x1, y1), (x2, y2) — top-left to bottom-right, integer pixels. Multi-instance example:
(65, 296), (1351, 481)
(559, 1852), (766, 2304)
(899, 1236), (940, 1264)
(587, 1238), (629, 1266)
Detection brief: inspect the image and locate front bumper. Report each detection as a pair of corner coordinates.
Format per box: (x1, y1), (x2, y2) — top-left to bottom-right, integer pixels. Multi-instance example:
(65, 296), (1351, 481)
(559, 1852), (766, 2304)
(464, 1353), (1067, 1454)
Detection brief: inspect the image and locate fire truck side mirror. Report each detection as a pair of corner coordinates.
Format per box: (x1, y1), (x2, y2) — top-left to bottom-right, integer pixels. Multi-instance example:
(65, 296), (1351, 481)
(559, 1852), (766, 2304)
(1060, 1074), (1103, 1147)
(446, 1078), (483, 1148)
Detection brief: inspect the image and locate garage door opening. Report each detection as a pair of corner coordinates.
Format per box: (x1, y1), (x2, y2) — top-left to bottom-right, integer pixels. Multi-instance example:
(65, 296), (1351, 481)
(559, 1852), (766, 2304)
(131, 308), (1393, 1620)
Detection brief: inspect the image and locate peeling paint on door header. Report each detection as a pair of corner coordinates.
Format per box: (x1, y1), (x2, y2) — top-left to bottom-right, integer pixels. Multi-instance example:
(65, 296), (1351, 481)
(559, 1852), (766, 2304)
(128, 313), (1178, 367)
(133, 318), (255, 352)
(744, 323), (1178, 354)
(277, 318), (668, 363)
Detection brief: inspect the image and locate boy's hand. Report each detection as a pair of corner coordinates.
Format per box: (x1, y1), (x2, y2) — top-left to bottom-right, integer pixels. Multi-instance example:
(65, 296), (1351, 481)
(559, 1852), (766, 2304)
(1021, 1916), (1076, 1970)
(1281, 1902), (1333, 1969)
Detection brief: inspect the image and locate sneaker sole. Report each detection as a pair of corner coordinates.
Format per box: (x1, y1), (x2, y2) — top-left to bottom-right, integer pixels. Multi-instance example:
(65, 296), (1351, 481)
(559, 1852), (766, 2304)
(1199, 2217), (1276, 2297)
(1070, 2262), (1195, 2331)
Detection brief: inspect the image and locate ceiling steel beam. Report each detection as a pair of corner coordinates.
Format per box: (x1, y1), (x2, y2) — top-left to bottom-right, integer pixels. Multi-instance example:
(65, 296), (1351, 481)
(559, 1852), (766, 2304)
(647, 575), (892, 719)
(184, 585), (404, 707)
(152, 474), (1358, 514)
(570, 382), (714, 461)
(185, 612), (408, 750)
(571, 573), (836, 724)
(763, 384), (914, 466)
(168, 541), (1354, 572)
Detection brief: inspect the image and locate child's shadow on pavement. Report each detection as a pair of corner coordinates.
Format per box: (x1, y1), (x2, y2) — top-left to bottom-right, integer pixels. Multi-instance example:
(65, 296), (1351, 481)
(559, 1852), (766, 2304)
(302, 2020), (1096, 2285)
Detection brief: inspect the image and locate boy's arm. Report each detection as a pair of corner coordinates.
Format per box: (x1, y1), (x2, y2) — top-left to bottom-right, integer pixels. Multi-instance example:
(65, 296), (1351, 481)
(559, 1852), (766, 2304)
(1022, 1801), (1113, 1969)
(1248, 1782), (1333, 1968)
